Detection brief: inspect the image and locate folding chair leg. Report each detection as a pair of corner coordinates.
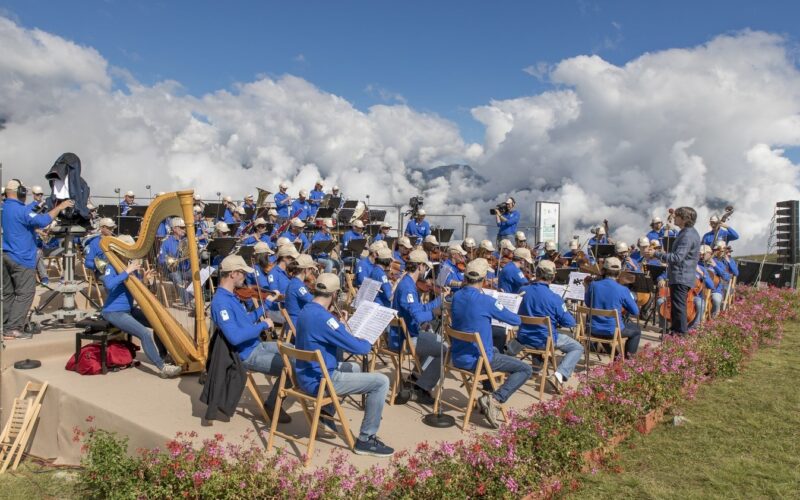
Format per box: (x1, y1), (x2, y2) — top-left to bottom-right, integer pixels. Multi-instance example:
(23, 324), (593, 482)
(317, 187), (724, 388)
(329, 393), (355, 450)
(462, 376), (482, 431)
(266, 374), (287, 453)
(246, 374), (272, 425)
(305, 397), (324, 465)
(538, 355), (550, 400)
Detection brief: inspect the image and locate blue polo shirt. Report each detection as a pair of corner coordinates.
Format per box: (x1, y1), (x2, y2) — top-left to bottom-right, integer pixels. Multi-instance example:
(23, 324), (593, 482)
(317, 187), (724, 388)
(404, 219), (430, 245)
(221, 208), (235, 224)
(369, 265), (393, 307)
(83, 234), (103, 271)
(355, 256), (373, 287)
(700, 258), (730, 294)
(498, 261), (528, 294)
(158, 235), (190, 272)
(284, 277), (313, 326)
(309, 189), (325, 217)
(310, 230), (332, 258)
(242, 232), (272, 247)
(496, 210), (520, 238)
(342, 229), (365, 249)
(517, 281), (576, 347)
(210, 287), (270, 361)
(266, 265), (290, 294)
(389, 274), (441, 350)
(393, 251), (407, 271)
(295, 302), (372, 394)
(119, 200), (135, 216)
(279, 229), (310, 251)
(440, 259), (464, 287)
(584, 278), (639, 335)
(450, 287), (521, 369)
(101, 265), (134, 313)
(290, 199), (311, 220)
(1, 198), (53, 268)
(702, 227), (739, 246)
(273, 192), (291, 218)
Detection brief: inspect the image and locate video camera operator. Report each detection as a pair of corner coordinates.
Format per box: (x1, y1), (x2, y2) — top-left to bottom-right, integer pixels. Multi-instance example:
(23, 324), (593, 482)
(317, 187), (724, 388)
(2, 179), (74, 340)
(404, 196), (430, 246)
(493, 197), (519, 244)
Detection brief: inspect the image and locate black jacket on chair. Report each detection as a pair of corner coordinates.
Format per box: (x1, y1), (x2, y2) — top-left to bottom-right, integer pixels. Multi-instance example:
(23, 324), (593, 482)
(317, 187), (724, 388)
(200, 330), (246, 421)
(45, 152), (92, 221)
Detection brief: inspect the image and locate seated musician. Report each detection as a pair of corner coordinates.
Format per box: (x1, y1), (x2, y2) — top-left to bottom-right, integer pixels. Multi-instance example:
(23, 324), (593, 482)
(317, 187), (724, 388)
(193, 193), (205, 211)
(242, 218), (272, 247)
(462, 237), (477, 261)
(246, 242), (277, 288)
(84, 217), (116, 273)
(158, 217), (191, 305)
(699, 244), (729, 317)
(630, 237), (649, 264)
(194, 206), (211, 246)
(311, 218), (338, 273)
(290, 189), (312, 221)
(308, 180), (325, 218)
(584, 257), (641, 358)
(562, 239), (580, 266)
(646, 216), (676, 243)
(156, 207), (172, 238)
(404, 209), (431, 246)
(369, 247), (395, 307)
(274, 182), (292, 219)
(714, 240), (738, 302)
(281, 218), (310, 251)
(422, 234), (439, 254)
(374, 222), (392, 242)
(450, 258), (530, 429)
(242, 194), (256, 213)
(267, 208), (279, 225)
(119, 190), (136, 216)
(390, 249), (447, 405)
(284, 254), (318, 327)
(539, 240), (558, 262)
(393, 236), (413, 270)
(342, 220), (366, 253)
(702, 215), (739, 246)
(295, 273), (393, 457)
(498, 238), (516, 261)
(212, 221), (230, 239)
(440, 243), (466, 287)
(211, 255), (291, 423)
(101, 235), (181, 378)
(266, 242), (299, 323)
(356, 241), (385, 287)
(587, 226), (609, 246)
(615, 241), (642, 272)
(514, 260), (582, 393)
(477, 239), (496, 259)
(221, 196), (236, 224)
(498, 247), (533, 294)
(514, 230), (528, 249)
(231, 206), (247, 236)
(495, 197), (519, 244)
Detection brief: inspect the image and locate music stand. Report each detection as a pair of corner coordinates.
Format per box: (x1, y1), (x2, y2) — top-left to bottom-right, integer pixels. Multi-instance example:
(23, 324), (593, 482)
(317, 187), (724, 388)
(384, 236), (397, 250)
(203, 203), (225, 220)
(343, 200), (359, 209)
(366, 224), (383, 237)
(589, 244), (615, 259)
(309, 240), (336, 256)
(369, 210), (387, 222)
(431, 227), (454, 243)
(342, 238), (367, 260)
(207, 237), (238, 261)
(228, 222), (242, 235)
(554, 268), (572, 285)
(236, 244), (255, 262)
(126, 205), (148, 218)
(662, 236), (676, 253)
(118, 216), (142, 237)
(316, 207), (335, 219)
(98, 205), (119, 219)
(337, 208), (355, 224)
(244, 207), (256, 221)
(325, 196), (342, 209)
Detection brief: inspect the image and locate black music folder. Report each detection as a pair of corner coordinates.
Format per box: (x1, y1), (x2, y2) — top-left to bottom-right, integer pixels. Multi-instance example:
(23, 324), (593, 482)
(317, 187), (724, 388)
(98, 205), (120, 219)
(236, 244), (255, 262)
(203, 202), (225, 220)
(343, 200), (359, 209)
(117, 216), (142, 237)
(126, 205), (148, 218)
(208, 237), (238, 259)
(309, 240), (336, 255)
(589, 244), (616, 259)
(316, 207), (335, 219)
(431, 227), (455, 243)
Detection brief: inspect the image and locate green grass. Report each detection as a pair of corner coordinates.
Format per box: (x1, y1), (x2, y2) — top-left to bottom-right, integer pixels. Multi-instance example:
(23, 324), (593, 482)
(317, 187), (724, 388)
(571, 321), (800, 500)
(0, 461), (77, 499)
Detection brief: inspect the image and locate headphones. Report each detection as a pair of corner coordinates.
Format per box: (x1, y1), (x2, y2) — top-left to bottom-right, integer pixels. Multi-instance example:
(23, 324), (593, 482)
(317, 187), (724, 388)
(12, 179), (27, 199)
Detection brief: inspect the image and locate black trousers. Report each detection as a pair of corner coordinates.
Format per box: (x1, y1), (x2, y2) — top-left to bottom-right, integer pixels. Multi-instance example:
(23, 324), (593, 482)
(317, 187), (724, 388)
(670, 283), (690, 335)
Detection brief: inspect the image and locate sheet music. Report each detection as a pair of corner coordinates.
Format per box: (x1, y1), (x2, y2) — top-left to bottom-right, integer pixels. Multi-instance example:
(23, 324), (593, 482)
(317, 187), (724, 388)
(435, 266), (452, 287)
(353, 278), (381, 308)
(564, 272), (589, 301)
(482, 289), (523, 328)
(549, 283), (568, 298)
(186, 266), (214, 296)
(348, 301), (396, 344)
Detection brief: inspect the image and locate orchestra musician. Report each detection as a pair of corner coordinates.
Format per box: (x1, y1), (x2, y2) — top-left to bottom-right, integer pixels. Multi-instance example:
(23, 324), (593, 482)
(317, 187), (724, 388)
(356, 241), (385, 287)
(645, 206), (700, 336)
(476, 239), (496, 260)
(714, 240), (738, 304)
(211, 255), (292, 423)
(630, 237), (650, 265)
(331, 185), (345, 209)
(27, 185), (45, 211)
(539, 241), (558, 262)
(587, 226), (608, 246)
(615, 242), (642, 272)
(158, 217), (191, 305)
(513, 259), (582, 393)
(194, 206), (210, 246)
(119, 190), (136, 216)
(422, 235), (439, 254)
(342, 220), (366, 250)
(498, 238), (516, 261)
(84, 217), (117, 273)
(514, 230), (528, 249)
(462, 237), (477, 261)
(231, 206), (247, 236)
(393, 236), (413, 270)
(266, 208), (279, 225)
(450, 258), (530, 428)
(295, 273), (394, 457)
(389, 249), (447, 406)
(221, 196), (236, 224)
(290, 190), (312, 221)
(373, 222), (392, 242)
(274, 182), (292, 219)
(193, 193), (205, 211)
(699, 244), (729, 317)
(246, 242), (277, 288)
(310, 218), (338, 273)
(646, 216), (676, 243)
(280, 218), (310, 251)
(495, 197), (519, 244)
(211, 221), (231, 239)
(440, 243), (466, 288)
(404, 209), (431, 246)
(702, 215), (739, 246)
(584, 257), (641, 358)
(498, 247), (533, 294)
(308, 180), (325, 218)
(267, 243), (299, 295)
(242, 194), (256, 212)
(284, 254), (318, 328)
(101, 234), (182, 378)
(369, 247), (394, 307)
(562, 239), (580, 266)
(242, 218), (272, 247)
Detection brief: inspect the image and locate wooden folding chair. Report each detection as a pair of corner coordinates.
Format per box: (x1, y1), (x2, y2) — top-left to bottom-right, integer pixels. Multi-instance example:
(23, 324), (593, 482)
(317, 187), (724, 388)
(703, 289), (713, 321)
(515, 315), (559, 400)
(724, 276), (737, 310)
(370, 317), (422, 404)
(435, 326), (508, 431)
(82, 263), (104, 307)
(279, 304), (296, 343)
(0, 382), (48, 473)
(575, 306), (624, 362)
(344, 272), (357, 305)
(267, 343), (355, 465)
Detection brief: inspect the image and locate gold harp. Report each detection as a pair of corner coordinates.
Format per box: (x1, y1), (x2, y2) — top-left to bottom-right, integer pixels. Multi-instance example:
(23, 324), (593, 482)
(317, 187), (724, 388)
(100, 190), (208, 373)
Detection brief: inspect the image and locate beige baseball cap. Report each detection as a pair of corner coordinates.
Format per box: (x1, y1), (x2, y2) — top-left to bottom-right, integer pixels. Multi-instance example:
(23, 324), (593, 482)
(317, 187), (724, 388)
(223, 195), (233, 203)
(408, 249), (432, 266)
(172, 217), (186, 228)
(117, 234), (135, 245)
(215, 221), (230, 232)
(515, 231), (527, 241)
(277, 244), (300, 258)
(537, 259), (557, 278)
(277, 237), (291, 246)
(369, 241), (385, 253)
(480, 239), (495, 252)
(424, 234), (439, 245)
(513, 247), (533, 264)
(291, 218), (306, 228)
(380, 221), (391, 229)
(714, 240), (726, 249)
(99, 217), (117, 228)
(245, 194), (254, 200)
(125, 190), (135, 197)
(235, 206), (246, 215)
(615, 241), (629, 253)
(268, 208), (278, 216)
(220, 255), (255, 273)
(465, 258), (491, 279)
(31, 185), (43, 195)
(699, 244), (712, 254)
(5, 179), (24, 192)
(352, 220), (364, 229)
(253, 217), (267, 226)
(299, 189), (308, 197)
(499, 239), (516, 251)
(314, 272), (341, 293)
(463, 237), (476, 249)
(279, 182), (289, 190)
(376, 247), (394, 260)
(323, 218), (336, 228)
(638, 237), (650, 247)
(253, 242), (273, 255)
(544, 240), (556, 251)
(295, 254), (316, 269)
(448, 243), (467, 255)
(604, 256), (622, 271)
(397, 236), (413, 249)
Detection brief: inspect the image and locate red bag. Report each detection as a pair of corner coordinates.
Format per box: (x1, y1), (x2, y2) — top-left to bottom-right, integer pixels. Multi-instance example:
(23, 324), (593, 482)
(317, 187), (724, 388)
(66, 340), (138, 375)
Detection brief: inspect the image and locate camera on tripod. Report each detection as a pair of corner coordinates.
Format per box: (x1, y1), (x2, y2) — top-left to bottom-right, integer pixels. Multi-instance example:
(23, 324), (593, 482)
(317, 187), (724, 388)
(407, 195), (424, 216)
(489, 202), (510, 216)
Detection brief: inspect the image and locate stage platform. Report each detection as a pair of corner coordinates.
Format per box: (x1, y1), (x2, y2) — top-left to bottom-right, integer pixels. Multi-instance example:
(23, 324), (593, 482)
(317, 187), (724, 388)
(0, 289), (664, 469)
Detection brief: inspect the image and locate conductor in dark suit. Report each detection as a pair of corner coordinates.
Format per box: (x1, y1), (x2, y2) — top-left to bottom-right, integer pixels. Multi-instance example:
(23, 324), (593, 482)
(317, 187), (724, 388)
(646, 206), (700, 336)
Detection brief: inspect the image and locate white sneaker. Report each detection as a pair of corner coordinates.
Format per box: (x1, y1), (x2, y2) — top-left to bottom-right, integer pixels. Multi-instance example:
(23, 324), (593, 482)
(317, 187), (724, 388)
(547, 373), (564, 394)
(478, 394), (500, 429)
(159, 364), (182, 379)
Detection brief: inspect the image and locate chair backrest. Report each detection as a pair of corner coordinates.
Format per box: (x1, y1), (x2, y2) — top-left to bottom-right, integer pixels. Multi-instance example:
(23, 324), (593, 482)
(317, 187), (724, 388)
(390, 316), (418, 358)
(575, 305), (621, 334)
(518, 314), (553, 337)
(277, 341), (337, 398)
(445, 325), (490, 362)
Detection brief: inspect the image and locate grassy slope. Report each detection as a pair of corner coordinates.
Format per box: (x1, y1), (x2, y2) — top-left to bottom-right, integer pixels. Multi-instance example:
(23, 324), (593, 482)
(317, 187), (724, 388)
(571, 321), (800, 499)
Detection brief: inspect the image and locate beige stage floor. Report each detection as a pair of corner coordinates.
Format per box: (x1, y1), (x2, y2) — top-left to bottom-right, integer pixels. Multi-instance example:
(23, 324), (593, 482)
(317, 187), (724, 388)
(0, 285), (663, 469)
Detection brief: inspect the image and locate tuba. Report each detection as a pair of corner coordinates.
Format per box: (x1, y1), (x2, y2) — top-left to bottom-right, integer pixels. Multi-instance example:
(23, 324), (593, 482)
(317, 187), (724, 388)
(100, 190), (209, 373)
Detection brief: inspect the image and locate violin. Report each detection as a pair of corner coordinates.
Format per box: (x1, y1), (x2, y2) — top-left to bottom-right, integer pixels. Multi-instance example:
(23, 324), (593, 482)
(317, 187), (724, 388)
(234, 285), (274, 301)
(389, 260), (403, 281)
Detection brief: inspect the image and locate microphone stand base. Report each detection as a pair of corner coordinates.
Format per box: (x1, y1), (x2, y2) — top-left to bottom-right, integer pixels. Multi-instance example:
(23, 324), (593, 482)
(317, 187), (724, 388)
(423, 412), (456, 428)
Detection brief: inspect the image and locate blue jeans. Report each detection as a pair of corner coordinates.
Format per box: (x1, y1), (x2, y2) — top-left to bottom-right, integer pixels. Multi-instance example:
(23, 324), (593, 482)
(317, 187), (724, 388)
(489, 349), (532, 403)
(412, 331), (446, 392)
(314, 257), (338, 274)
(103, 308), (165, 369)
(169, 269), (191, 305)
(710, 292), (723, 317)
(688, 295), (705, 329)
(242, 342), (289, 408)
(554, 334), (583, 381)
(332, 362), (389, 441)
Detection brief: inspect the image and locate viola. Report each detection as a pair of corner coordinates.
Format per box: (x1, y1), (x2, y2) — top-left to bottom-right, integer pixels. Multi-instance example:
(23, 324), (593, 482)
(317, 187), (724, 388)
(234, 285), (271, 301)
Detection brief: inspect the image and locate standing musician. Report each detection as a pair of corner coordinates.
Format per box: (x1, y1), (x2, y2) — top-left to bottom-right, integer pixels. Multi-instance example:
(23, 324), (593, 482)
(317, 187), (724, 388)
(84, 217), (117, 273)
(498, 247), (533, 294)
(330, 185), (345, 209)
(495, 197), (520, 244)
(514, 231), (528, 249)
(295, 273), (394, 457)
(390, 249), (448, 405)
(702, 215), (739, 246)
(211, 255), (292, 423)
(440, 243), (466, 288)
(450, 258), (530, 428)
(242, 218), (272, 247)
(587, 226), (609, 246)
(290, 190), (312, 221)
(342, 220), (366, 250)
(102, 235), (182, 378)
(158, 217), (192, 305)
(404, 209), (431, 246)
(513, 260), (582, 393)
(615, 242), (641, 272)
(267, 244), (299, 295)
(584, 257), (641, 358)
(394, 236), (413, 270)
(221, 196), (236, 224)
(284, 254), (318, 327)
(281, 218), (310, 251)
(273, 182), (292, 219)
(308, 180), (325, 218)
(245, 242), (277, 288)
(699, 244), (729, 317)
(644, 206), (700, 336)
(646, 216), (676, 243)
(119, 190), (136, 216)
(369, 247), (394, 307)
(311, 218), (338, 273)
(373, 222), (392, 242)
(242, 194), (256, 212)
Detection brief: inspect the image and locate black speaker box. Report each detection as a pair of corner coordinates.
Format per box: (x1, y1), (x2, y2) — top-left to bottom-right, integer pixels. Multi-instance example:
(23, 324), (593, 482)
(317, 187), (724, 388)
(735, 259), (799, 289)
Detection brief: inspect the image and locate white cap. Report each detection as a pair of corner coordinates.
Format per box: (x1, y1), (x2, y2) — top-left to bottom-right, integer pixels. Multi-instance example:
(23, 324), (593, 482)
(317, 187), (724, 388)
(332, 185), (340, 191)
(416, 209), (426, 216)
(499, 239), (516, 251)
(515, 231), (526, 241)
(448, 243), (467, 255)
(245, 194), (254, 200)
(31, 185), (43, 195)
(223, 195), (233, 203)
(651, 217), (662, 224)
(254, 242), (274, 255)
(299, 189), (308, 197)
(125, 190), (135, 197)
(277, 237), (291, 246)
(638, 237), (650, 247)
(569, 240), (579, 250)
(253, 217), (267, 226)
(596, 226), (606, 235)
(291, 218), (306, 228)
(99, 217), (116, 228)
(479, 239), (495, 251)
(463, 237), (476, 249)
(513, 247), (533, 264)
(193, 193), (202, 201)
(424, 234), (439, 245)
(651, 239), (662, 248)
(215, 221), (230, 233)
(277, 244), (300, 258)
(710, 215), (720, 223)
(615, 241), (629, 253)
(193, 206), (202, 214)
(172, 217), (186, 228)
(268, 208), (278, 216)
(323, 218), (336, 228)
(397, 236), (413, 249)
(232, 206), (244, 215)
(220, 255), (254, 274)
(315, 179), (324, 186)
(380, 221), (391, 228)
(714, 240), (727, 249)
(699, 244), (712, 254)
(279, 182), (289, 190)
(352, 220), (364, 229)
(544, 240), (556, 251)
(604, 257), (622, 271)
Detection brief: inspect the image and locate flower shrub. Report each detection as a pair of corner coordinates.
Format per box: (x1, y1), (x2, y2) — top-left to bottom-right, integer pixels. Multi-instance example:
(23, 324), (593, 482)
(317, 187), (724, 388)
(75, 287), (798, 499)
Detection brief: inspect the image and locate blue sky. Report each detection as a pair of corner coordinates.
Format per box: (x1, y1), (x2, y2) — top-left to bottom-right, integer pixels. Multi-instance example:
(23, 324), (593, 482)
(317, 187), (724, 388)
(2, 0), (799, 144)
